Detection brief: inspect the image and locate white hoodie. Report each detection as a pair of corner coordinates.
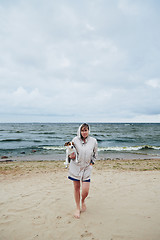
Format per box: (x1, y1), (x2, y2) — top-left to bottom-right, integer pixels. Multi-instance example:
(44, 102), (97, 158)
(68, 124), (98, 181)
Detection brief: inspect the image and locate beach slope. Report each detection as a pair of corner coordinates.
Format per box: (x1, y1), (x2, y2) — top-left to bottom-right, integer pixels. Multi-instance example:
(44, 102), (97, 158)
(0, 160), (160, 240)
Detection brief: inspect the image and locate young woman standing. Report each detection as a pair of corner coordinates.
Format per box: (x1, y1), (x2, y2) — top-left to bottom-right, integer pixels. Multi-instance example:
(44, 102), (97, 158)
(68, 123), (98, 218)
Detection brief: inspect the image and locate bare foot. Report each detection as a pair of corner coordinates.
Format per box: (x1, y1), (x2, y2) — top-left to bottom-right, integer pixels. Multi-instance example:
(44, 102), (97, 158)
(74, 209), (80, 219)
(81, 201), (86, 212)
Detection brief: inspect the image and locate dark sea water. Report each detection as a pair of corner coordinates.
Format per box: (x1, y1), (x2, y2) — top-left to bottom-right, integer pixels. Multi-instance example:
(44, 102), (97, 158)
(0, 123), (160, 161)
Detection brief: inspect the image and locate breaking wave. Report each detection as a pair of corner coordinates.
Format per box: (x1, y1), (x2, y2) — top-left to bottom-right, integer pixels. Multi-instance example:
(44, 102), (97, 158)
(41, 145), (160, 152)
(98, 145), (160, 152)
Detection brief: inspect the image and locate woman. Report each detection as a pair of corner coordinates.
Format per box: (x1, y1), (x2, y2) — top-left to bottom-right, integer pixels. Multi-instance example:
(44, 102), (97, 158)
(68, 123), (98, 218)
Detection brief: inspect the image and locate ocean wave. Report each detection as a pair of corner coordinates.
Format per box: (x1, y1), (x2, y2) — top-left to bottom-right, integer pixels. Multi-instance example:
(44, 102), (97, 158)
(40, 145), (160, 152)
(41, 146), (66, 151)
(0, 138), (23, 142)
(98, 145), (160, 152)
(8, 130), (24, 133)
(34, 131), (56, 135)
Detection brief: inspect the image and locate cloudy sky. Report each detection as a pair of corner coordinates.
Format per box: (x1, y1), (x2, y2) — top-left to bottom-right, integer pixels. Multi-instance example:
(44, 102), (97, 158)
(0, 0), (160, 123)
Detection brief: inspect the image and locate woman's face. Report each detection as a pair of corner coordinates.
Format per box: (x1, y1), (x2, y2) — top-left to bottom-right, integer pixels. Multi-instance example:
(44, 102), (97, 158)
(81, 127), (89, 139)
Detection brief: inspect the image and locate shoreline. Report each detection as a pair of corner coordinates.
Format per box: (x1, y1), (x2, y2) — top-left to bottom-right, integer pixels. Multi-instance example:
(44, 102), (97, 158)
(1, 150), (160, 163)
(0, 158), (160, 178)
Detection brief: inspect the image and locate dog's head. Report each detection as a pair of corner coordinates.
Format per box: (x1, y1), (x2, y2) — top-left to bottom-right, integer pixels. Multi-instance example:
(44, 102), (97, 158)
(64, 142), (75, 149)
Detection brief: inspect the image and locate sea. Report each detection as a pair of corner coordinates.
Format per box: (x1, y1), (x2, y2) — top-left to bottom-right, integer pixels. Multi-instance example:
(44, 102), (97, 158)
(0, 123), (160, 161)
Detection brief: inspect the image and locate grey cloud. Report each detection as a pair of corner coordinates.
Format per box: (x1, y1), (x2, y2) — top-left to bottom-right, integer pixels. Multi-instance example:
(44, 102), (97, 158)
(0, 0), (160, 122)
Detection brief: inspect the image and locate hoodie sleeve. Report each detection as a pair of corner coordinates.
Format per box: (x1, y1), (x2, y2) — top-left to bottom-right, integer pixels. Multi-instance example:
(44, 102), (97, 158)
(91, 139), (98, 164)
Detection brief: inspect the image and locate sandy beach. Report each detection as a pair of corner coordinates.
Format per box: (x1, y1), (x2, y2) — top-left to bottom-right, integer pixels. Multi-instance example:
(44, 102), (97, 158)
(0, 159), (160, 240)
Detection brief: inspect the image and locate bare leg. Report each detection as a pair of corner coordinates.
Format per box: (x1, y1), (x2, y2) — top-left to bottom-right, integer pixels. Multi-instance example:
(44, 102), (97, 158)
(73, 181), (81, 218)
(81, 181), (90, 212)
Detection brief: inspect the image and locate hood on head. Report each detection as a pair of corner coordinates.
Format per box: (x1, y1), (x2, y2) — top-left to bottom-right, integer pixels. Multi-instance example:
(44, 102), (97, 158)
(77, 123), (90, 139)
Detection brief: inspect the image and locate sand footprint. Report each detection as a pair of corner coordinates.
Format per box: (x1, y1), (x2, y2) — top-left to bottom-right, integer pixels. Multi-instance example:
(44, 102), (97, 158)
(33, 216), (45, 225)
(81, 230), (94, 239)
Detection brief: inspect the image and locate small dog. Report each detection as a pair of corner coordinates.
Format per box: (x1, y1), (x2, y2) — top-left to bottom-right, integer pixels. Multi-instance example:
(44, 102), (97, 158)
(64, 141), (78, 168)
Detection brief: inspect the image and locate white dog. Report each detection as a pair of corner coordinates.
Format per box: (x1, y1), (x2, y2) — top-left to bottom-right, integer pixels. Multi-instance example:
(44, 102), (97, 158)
(64, 141), (78, 168)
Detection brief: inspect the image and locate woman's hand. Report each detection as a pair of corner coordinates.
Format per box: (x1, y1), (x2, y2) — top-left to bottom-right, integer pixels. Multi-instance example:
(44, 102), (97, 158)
(69, 152), (76, 159)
